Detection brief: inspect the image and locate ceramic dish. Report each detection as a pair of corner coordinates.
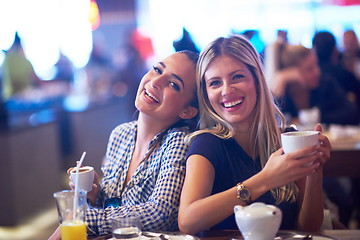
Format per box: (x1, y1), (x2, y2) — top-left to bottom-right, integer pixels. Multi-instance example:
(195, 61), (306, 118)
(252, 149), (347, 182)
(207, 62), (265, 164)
(109, 231), (199, 240)
(231, 231), (338, 240)
(274, 231), (338, 240)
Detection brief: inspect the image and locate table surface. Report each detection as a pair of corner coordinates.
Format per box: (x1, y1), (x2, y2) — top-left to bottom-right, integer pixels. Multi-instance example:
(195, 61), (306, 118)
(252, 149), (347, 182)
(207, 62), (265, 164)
(88, 229), (360, 240)
(197, 230), (360, 240)
(323, 128), (360, 151)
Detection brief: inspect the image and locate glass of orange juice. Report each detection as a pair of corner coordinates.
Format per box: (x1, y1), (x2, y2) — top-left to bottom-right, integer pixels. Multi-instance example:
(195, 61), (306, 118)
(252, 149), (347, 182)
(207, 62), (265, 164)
(54, 190), (87, 240)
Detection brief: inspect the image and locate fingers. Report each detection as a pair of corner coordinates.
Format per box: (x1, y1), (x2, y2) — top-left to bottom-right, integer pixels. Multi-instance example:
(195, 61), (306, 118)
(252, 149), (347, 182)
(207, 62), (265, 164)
(69, 181), (75, 190)
(92, 183), (100, 192)
(314, 123), (322, 132)
(319, 134), (332, 151)
(273, 148), (284, 156)
(319, 144), (331, 160)
(309, 162), (321, 174)
(67, 167), (74, 175)
(318, 133), (332, 165)
(266, 147), (322, 186)
(298, 153), (320, 168)
(282, 145), (322, 169)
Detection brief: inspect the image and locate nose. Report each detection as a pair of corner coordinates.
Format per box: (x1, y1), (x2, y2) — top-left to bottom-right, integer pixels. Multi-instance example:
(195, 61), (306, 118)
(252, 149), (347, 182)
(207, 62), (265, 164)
(222, 82), (234, 97)
(151, 75), (167, 90)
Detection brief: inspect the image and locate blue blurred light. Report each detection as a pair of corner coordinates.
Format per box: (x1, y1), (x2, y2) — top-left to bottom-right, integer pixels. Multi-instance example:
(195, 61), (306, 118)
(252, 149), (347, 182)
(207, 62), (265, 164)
(63, 95), (89, 112)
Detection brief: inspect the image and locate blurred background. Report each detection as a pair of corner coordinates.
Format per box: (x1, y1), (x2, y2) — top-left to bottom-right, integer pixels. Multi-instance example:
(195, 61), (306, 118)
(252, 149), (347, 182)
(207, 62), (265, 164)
(0, 0), (359, 239)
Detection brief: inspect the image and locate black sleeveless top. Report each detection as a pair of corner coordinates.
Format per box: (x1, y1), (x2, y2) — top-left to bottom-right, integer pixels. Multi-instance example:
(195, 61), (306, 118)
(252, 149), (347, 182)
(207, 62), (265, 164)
(187, 133), (298, 230)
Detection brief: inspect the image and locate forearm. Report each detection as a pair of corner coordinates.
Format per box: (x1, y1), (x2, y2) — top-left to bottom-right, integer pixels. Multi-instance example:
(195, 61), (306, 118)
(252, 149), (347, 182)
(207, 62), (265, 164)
(179, 172), (271, 234)
(87, 198), (178, 235)
(297, 171), (324, 231)
(179, 187), (240, 234)
(90, 166), (185, 234)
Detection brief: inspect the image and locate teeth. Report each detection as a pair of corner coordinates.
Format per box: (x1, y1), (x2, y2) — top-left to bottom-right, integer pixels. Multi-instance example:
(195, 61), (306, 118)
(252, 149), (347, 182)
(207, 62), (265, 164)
(224, 99), (243, 108)
(145, 90), (159, 103)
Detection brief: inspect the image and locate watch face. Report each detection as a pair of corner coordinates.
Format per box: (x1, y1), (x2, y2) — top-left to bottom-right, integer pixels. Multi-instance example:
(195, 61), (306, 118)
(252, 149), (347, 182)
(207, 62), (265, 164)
(239, 188), (250, 200)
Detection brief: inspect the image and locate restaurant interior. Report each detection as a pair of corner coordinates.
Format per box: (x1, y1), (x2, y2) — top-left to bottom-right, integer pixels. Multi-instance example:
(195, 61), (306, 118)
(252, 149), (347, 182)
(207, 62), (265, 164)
(0, 0), (360, 239)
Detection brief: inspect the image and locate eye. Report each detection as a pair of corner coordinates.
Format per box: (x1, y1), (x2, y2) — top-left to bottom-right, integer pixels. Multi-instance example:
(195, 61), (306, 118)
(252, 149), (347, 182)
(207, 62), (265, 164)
(153, 66), (163, 74)
(169, 81), (181, 91)
(233, 74), (245, 80)
(208, 80), (221, 87)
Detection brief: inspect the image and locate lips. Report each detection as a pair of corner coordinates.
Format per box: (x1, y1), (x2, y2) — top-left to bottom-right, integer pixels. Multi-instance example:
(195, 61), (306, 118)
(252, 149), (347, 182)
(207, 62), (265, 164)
(222, 98), (244, 108)
(144, 89), (160, 103)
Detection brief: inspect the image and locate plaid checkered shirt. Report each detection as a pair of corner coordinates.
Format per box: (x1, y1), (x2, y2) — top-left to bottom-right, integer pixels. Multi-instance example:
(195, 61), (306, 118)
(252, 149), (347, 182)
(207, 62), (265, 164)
(85, 121), (188, 235)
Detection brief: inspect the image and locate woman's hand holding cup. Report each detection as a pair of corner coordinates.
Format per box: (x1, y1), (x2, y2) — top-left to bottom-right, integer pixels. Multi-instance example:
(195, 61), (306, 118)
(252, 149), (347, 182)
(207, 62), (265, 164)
(67, 166), (100, 205)
(313, 123), (332, 169)
(280, 123), (331, 170)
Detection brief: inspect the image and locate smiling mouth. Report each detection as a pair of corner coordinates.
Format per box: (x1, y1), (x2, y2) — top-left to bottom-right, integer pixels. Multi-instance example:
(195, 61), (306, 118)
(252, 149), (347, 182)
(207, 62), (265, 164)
(145, 90), (160, 103)
(222, 99), (243, 108)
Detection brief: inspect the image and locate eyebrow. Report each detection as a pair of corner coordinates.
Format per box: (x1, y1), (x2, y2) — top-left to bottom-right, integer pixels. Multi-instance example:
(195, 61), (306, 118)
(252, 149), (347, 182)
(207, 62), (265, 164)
(205, 69), (246, 81)
(159, 61), (184, 88)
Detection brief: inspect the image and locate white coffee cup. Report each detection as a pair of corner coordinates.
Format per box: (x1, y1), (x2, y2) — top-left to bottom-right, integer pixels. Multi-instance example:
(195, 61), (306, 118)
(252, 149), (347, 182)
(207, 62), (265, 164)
(281, 131), (320, 154)
(70, 166), (95, 192)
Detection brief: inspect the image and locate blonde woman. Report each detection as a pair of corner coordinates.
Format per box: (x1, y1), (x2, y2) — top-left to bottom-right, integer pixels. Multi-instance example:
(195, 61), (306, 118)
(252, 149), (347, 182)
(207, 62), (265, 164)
(178, 35), (331, 234)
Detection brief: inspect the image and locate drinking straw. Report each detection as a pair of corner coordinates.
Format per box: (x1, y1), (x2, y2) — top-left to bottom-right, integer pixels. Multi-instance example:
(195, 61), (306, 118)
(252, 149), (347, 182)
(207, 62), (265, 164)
(73, 151), (86, 221)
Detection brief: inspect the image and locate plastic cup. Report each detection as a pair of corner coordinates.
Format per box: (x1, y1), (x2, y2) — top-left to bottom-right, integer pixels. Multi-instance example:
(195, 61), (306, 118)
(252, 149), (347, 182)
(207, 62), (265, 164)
(54, 190), (87, 240)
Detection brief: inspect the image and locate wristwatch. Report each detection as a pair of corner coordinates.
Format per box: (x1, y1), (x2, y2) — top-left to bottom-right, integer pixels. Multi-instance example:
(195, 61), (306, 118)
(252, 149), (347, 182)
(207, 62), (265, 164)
(236, 182), (251, 204)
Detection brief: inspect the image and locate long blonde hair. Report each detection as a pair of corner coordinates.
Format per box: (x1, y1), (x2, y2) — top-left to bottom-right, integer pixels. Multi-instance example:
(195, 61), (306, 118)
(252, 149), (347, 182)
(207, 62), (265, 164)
(188, 34), (298, 203)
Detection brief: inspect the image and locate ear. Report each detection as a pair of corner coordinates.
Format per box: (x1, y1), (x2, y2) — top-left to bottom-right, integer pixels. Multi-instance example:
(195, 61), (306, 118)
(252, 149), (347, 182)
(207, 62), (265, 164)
(179, 106), (198, 120)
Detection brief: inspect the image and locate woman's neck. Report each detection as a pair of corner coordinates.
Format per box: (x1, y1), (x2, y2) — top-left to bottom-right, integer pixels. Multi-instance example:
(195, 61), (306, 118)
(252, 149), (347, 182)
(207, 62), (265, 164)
(136, 113), (171, 145)
(234, 127), (256, 159)
(125, 114), (171, 185)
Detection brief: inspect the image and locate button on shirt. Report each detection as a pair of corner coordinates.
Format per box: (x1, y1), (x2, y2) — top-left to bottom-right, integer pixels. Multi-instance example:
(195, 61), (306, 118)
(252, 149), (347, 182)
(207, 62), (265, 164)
(86, 121), (188, 235)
